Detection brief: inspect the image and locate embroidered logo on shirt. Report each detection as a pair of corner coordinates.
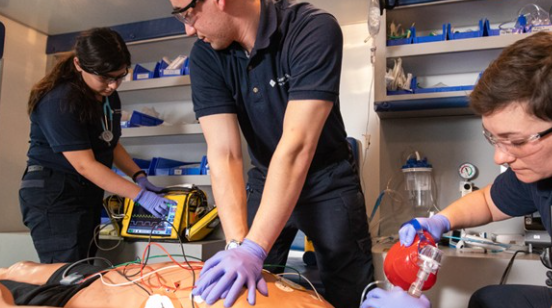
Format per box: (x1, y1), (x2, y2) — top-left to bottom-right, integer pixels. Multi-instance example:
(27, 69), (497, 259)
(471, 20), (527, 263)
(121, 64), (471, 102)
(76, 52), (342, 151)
(270, 74), (291, 87)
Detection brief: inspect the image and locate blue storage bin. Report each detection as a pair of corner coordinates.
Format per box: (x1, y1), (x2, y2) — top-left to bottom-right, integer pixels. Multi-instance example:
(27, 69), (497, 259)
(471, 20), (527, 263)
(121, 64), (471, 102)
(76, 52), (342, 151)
(483, 19), (500, 36)
(172, 164), (202, 175)
(386, 26), (415, 46)
(126, 111), (164, 127)
(113, 158), (151, 176)
(159, 57), (190, 77)
(396, 0), (447, 6)
(149, 157), (198, 176)
(447, 20), (484, 40)
(170, 155), (209, 175)
(133, 64), (154, 80)
(199, 155), (209, 175)
(413, 24), (447, 44)
(415, 84), (474, 94)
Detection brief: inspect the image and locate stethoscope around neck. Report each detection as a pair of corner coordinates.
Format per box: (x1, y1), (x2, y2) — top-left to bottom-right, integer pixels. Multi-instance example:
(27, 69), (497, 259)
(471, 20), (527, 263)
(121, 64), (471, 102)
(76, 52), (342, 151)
(100, 96), (114, 145)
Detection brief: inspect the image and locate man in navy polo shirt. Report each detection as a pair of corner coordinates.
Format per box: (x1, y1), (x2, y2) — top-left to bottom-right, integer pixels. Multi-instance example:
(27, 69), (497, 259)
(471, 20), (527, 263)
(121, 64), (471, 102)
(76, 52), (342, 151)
(168, 0), (374, 307)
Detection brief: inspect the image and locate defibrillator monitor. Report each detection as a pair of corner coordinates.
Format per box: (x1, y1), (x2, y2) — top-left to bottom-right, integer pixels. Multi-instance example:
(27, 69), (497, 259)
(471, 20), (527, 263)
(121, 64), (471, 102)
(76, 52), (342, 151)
(124, 200), (179, 237)
(120, 186), (219, 241)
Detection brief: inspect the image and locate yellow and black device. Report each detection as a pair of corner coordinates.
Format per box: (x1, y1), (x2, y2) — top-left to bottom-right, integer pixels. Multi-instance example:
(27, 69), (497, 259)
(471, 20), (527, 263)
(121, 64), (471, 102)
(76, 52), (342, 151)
(121, 185), (219, 241)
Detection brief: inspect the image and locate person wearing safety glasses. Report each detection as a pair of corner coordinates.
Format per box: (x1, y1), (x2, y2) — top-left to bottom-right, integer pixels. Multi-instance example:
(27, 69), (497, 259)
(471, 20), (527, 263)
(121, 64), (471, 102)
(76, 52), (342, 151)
(20, 28), (176, 264)
(167, 0), (374, 308)
(363, 31), (552, 308)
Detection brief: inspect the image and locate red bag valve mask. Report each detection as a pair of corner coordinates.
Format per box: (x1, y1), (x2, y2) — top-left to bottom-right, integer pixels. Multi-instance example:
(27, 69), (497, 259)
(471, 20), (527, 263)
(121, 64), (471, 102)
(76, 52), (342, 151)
(383, 231), (443, 296)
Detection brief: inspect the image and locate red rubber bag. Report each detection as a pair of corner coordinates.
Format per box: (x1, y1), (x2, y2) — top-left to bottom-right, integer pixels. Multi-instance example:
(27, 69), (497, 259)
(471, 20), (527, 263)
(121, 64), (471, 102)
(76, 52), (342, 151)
(383, 231), (439, 291)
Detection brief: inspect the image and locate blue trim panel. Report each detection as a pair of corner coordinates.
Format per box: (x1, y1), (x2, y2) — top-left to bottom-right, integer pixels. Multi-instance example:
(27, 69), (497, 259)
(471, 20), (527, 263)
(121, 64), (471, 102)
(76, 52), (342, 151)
(46, 17), (185, 54)
(374, 96), (469, 112)
(396, 0), (447, 7)
(0, 22), (5, 59)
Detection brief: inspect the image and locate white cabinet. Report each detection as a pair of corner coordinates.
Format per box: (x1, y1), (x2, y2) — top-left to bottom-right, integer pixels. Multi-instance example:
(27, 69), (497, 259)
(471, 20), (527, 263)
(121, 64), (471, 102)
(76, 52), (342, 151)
(374, 0), (546, 118)
(118, 36), (211, 188)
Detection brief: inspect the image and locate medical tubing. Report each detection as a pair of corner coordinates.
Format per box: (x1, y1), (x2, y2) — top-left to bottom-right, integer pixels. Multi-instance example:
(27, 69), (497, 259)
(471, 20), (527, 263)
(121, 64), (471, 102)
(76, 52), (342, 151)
(360, 280), (386, 307)
(61, 257), (113, 279)
(369, 190), (385, 222)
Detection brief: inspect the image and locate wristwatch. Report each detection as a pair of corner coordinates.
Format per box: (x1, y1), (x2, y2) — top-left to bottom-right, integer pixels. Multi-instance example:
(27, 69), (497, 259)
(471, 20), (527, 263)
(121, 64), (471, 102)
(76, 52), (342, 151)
(225, 239), (242, 250)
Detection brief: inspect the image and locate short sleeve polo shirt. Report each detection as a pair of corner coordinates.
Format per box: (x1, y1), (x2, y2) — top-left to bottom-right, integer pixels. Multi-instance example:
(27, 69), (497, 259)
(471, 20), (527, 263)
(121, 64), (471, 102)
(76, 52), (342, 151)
(190, 0), (348, 171)
(491, 168), (552, 235)
(27, 83), (122, 174)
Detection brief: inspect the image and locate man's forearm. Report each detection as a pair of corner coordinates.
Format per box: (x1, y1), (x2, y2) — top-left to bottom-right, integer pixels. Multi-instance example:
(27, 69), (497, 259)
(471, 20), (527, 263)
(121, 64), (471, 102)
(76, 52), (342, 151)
(247, 146), (313, 252)
(210, 157), (249, 243)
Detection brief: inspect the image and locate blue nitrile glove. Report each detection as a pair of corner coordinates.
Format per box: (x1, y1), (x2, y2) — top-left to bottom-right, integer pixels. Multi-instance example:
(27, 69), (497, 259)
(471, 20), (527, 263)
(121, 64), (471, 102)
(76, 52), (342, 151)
(362, 286), (431, 308)
(192, 239), (268, 307)
(399, 214), (451, 247)
(133, 190), (175, 219)
(136, 176), (163, 193)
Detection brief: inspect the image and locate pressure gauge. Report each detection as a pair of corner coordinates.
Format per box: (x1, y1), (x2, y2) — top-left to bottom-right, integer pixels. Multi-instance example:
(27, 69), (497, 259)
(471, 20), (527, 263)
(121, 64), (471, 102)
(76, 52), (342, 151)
(459, 163), (477, 180)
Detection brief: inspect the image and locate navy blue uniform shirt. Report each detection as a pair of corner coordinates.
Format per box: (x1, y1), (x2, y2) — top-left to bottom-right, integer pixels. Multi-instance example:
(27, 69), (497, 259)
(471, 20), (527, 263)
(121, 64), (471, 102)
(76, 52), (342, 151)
(190, 0), (349, 173)
(491, 168), (552, 235)
(26, 83), (122, 175)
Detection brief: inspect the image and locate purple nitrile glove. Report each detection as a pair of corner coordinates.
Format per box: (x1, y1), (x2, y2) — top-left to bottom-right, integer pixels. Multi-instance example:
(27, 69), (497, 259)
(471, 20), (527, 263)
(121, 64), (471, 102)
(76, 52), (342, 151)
(133, 189), (175, 219)
(361, 286), (431, 308)
(192, 239), (268, 307)
(136, 176), (163, 193)
(399, 214), (451, 247)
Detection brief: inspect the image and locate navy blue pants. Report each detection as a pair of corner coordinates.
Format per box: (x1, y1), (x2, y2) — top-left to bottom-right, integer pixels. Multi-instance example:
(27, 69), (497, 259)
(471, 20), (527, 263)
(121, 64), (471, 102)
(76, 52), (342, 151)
(469, 284), (552, 308)
(19, 166), (104, 263)
(247, 159), (374, 308)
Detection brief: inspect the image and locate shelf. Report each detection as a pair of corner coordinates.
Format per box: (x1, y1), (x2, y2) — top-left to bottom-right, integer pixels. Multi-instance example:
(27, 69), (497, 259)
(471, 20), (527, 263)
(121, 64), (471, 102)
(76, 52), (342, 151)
(97, 239), (225, 261)
(116, 174), (211, 188)
(148, 174), (211, 187)
(382, 90), (471, 102)
(120, 124), (205, 145)
(121, 124), (202, 138)
(372, 243), (540, 261)
(118, 75), (191, 92)
(375, 95), (474, 118)
(386, 0), (541, 31)
(387, 33), (531, 58)
(117, 76), (193, 105)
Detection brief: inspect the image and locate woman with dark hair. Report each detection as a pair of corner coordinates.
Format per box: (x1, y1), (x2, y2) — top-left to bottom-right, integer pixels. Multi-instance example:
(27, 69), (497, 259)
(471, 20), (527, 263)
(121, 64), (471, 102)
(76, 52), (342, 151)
(20, 27), (176, 264)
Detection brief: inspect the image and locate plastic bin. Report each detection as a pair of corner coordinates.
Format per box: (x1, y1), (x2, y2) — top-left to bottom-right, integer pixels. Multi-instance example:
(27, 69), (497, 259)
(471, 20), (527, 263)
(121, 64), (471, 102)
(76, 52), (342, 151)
(113, 158), (151, 176)
(159, 57), (190, 77)
(133, 64), (154, 80)
(122, 110), (164, 128)
(149, 157), (198, 176)
(413, 24), (447, 44)
(415, 84), (474, 93)
(483, 19), (500, 37)
(171, 155), (209, 175)
(447, 20), (484, 40)
(386, 25), (415, 46)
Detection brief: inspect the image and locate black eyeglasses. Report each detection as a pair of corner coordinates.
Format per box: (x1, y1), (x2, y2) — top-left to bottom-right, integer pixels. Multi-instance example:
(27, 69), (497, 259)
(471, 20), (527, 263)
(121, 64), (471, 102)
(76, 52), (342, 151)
(82, 66), (129, 84)
(172, 0), (197, 24)
(98, 69), (129, 84)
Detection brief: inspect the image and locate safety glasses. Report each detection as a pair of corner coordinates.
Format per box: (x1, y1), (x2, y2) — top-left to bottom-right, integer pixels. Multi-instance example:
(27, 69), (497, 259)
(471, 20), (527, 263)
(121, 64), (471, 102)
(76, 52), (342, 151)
(482, 125), (552, 158)
(172, 0), (197, 24)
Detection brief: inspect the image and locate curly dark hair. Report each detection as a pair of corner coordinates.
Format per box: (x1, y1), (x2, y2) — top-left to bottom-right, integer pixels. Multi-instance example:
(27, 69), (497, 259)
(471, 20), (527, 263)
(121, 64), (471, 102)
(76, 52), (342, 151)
(27, 27), (131, 122)
(470, 32), (552, 121)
